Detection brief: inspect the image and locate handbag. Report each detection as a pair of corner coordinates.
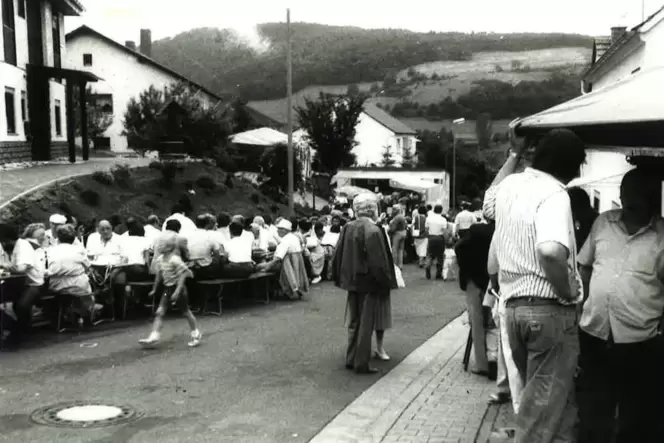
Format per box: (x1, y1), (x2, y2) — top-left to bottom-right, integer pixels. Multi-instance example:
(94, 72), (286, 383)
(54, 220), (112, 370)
(394, 266), (405, 288)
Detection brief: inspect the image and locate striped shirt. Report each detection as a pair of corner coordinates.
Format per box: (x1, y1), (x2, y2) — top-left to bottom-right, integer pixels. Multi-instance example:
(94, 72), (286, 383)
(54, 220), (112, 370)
(484, 168), (582, 305)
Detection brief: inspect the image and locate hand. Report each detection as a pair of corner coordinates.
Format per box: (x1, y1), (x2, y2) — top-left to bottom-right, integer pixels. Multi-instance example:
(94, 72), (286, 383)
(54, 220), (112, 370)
(508, 122), (528, 157)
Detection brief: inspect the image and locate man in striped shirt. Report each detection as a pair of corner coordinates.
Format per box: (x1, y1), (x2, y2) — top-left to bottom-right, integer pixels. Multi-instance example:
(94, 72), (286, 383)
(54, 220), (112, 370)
(484, 129), (586, 443)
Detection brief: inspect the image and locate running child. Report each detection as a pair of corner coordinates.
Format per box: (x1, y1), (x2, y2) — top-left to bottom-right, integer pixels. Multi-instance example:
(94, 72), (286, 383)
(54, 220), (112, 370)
(139, 232), (202, 348)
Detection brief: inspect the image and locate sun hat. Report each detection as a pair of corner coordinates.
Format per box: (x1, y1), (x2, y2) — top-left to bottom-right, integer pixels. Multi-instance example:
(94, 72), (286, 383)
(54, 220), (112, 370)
(276, 219), (292, 231)
(49, 214), (67, 224)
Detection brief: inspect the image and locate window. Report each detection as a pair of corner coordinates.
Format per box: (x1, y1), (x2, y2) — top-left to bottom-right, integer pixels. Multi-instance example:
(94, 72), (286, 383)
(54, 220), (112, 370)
(91, 93), (113, 113)
(83, 53), (93, 66)
(593, 190), (600, 212)
(52, 9), (61, 69)
(54, 100), (62, 136)
(17, 0), (25, 18)
(2, 0), (17, 66)
(4, 87), (16, 134)
(20, 90), (26, 121)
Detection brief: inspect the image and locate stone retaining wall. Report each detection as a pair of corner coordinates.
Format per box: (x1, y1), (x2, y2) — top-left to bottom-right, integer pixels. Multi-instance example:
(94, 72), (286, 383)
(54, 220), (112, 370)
(0, 141), (70, 164)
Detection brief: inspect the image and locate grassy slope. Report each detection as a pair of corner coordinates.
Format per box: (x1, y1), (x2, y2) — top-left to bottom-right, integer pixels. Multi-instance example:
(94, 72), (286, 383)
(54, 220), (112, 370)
(0, 164), (291, 230)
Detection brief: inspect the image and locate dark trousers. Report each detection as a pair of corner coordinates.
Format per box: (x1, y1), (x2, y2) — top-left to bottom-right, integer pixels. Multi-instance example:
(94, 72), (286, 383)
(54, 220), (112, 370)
(577, 330), (664, 443)
(223, 262), (255, 279)
(504, 299), (579, 443)
(425, 236), (445, 276)
(346, 291), (379, 370)
(11, 285), (43, 341)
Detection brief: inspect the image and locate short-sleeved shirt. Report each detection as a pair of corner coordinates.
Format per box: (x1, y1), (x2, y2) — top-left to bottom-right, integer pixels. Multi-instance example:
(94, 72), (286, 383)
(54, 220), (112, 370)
(226, 237), (253, 263)
(455, 210), (476, 230)
(86, 232), (124, 266)
(162, 213), (197, 238)
(12, 239), (46, 286)
(489, 167), (581, 304)
(122, 235), (151, 266)
(426, 213), (448, 236)
(187, 229), (221, 267)
(157, 253), (192, 287)
(578, 210), (664, 343)
(274, 233), (303, 260)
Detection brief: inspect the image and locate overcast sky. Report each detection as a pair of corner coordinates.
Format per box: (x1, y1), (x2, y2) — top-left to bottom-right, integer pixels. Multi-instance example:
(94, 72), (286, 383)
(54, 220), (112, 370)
(66, 0), (662, 44)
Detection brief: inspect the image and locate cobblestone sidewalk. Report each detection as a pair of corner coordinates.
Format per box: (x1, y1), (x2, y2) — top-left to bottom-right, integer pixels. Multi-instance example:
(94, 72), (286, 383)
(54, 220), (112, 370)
(309, 314), (516, 443)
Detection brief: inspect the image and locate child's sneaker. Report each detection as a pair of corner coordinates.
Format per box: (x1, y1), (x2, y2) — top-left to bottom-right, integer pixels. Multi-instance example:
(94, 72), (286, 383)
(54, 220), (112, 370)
(139, 332), (160, 348)
(188, 330), (202, 348)
(311, 276), (322, 284)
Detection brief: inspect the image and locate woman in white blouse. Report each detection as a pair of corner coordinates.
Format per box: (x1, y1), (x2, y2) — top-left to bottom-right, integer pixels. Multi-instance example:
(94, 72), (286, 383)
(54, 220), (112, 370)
(8, 223), (47, 346)
(48, 224), (92, 297)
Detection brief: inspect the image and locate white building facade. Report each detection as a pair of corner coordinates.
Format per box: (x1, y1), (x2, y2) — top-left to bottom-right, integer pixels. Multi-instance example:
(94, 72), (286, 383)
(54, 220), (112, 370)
(580, 7), (664, 212)
(65, 26), (221, 153)
(1, 0), (91, 163)
(353, 105), (418, 167)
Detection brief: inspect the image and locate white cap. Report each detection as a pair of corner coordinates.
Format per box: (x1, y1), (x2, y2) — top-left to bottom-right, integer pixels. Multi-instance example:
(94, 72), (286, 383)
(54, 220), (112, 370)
(276, 219), (292, 231)
(49, 214), (67, 224)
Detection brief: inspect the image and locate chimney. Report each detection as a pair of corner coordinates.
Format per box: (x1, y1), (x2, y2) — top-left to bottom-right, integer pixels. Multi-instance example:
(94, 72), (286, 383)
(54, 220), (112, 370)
(140, 29), (152, 57)
(611, 26), (627, 44)
(125, 41), (136, 51)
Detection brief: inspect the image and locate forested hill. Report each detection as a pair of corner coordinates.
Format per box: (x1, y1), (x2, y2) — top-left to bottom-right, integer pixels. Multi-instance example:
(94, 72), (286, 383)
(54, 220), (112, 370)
(151, 22), (592, 101)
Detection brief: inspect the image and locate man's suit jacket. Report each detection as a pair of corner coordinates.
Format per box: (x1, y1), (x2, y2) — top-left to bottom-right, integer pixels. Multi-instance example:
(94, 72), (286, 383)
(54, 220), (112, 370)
(332, 217), (397, 294)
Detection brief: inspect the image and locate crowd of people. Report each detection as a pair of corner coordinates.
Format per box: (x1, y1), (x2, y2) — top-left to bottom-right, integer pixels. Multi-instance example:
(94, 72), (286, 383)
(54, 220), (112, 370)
(457, 128), (664, 443)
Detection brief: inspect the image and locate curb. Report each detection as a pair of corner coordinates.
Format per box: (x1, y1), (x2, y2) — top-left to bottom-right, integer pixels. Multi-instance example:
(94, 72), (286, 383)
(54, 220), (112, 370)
(309, 313), (469, 443)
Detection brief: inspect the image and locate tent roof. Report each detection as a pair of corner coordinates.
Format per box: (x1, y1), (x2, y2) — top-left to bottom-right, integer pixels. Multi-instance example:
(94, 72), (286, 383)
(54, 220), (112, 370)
(389, 177), (438, 193)
(230, 128), (288, 146)
(515, 67), (664, 147)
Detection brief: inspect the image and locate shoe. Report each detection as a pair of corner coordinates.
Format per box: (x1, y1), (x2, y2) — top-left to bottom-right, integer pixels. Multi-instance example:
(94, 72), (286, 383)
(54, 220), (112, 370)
(374, 351), (390, 361)
(488, 392), (511, 405)
(311, 276), (322, 284)
(355, 366), (379, 374)
(188, 330), (202, 347)
(345, 364), (354, 370)
(425, 268), (431, 280)
(139, 332), (160, 348)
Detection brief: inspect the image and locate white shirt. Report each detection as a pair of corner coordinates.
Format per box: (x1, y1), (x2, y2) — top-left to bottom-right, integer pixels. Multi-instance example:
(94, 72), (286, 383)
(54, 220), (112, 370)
(123, 225), (161, 250)
(187, 229), (221, 267)
(321, 231), (340, 247)
(426, 213), (448, 236)
(122, 235), (151, 266)
(208, 229), (228, 251)
(217, 227), (231, 244)
(455, 210), (476, 230)
(12, 239), (46, 286)
(86, 232), (124, 266)
(162, 213), (197, 238)
(47, 243), (91, 296)
(274, 233), (303, 260)
(226, 237), (253, 263)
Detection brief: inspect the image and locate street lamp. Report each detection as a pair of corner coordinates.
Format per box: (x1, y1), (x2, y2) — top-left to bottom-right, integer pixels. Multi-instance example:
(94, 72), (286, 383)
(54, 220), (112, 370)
(451, 118), (465, 212)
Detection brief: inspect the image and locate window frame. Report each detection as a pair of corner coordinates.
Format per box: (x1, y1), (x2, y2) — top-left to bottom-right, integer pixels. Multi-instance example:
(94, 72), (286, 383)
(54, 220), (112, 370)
(4, 87), (17, 135)
(54, 99), (62, 136)
(1, 0), (17, 66)
(83, 53), (93, 66)
(592, 190), (601, 212)
(20, 90), (26, 121)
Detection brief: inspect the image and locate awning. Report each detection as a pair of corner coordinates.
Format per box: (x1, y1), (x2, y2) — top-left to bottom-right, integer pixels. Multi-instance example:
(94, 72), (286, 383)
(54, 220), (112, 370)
(389, 177), (438, 193)
(515, 67), (664, 148)
(27, 64), (101, 82)
(334, 186), (375, 198)
(230, 128), (288, 146)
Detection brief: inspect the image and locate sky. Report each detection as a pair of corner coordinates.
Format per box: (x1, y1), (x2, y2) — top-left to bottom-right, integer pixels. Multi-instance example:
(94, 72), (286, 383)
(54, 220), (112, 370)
(65, 0), (663, 45)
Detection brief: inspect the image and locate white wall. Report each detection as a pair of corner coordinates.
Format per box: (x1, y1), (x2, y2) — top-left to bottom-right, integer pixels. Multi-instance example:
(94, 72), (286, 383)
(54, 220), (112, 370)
(353, 112), (417, 166)
(592, 46), (645, 89)
(66, 35), (219, 152)
(580, 149), (632, 213)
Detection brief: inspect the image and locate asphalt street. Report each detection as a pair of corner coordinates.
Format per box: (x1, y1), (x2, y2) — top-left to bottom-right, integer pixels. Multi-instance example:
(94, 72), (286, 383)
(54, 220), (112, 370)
(0, 266), (466, 443)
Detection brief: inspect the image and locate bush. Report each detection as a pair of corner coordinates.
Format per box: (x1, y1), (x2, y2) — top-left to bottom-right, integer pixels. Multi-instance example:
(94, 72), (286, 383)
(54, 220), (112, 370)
(144, 199), (158, 210)
(160, 161), (178, 187)
(195, 174), (217, 190)
(250, 192), (260, 204)
(91, 171), (114, 186)
(80, 189), (101, 206)
(111, 164), (132, 187)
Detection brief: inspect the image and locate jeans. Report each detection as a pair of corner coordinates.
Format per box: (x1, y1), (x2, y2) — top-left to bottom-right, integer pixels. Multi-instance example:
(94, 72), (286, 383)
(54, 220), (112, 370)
(577, 330), (664, 443)
(504, 298), (579, 443)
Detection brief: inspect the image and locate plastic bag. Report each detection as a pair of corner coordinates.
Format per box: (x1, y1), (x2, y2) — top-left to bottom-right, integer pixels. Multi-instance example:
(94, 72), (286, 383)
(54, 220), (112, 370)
(395, 266), (405, 288)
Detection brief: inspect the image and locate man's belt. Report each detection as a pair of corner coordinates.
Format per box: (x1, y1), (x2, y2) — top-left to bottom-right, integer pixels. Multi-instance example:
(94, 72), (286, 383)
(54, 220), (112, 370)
(505, 297), (575, 308)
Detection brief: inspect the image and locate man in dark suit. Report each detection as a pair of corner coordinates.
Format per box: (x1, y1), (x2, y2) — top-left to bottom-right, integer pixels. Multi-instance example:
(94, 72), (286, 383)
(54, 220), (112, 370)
(332, 193), (397, 374)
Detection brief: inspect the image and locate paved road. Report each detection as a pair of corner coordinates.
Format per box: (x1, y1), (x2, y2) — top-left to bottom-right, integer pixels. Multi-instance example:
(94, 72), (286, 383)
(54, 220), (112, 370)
(0, 267), (466, 443)
(0, 158), (151, 207)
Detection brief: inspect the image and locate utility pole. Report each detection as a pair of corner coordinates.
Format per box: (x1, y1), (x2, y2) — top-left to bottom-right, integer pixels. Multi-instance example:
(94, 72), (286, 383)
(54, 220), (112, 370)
(286, 8), (295, 216)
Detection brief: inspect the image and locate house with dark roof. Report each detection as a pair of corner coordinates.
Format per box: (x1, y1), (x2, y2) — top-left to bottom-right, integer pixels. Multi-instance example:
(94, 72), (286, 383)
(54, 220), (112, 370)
(246, 99), (418, 167)
(65, 25), (222, 152)
(574, 5), (664, 213)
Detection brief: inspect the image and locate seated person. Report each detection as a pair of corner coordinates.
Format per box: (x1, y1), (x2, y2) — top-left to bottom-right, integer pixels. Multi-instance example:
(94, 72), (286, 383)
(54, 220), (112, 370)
(119, 221), (152, 282)
(223, 221), (256, 278)
(45, 213), (84, 251)
(216, 212), (232, 244)
(6, 223), (47, 347)
(306, 221), (326, 284)
(86, 220), (124, 266)
(187, 215), (223, 280)
(256, 219), (309, 299)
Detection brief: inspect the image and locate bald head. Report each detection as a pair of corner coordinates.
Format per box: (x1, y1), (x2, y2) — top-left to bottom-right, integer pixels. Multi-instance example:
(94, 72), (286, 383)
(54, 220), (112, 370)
(98, 220), (113, 240)
(620, 168), (660, 222)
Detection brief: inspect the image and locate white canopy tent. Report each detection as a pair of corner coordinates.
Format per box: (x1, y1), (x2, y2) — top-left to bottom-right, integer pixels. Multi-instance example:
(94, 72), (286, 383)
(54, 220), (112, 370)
(230, 128), (288, 146)
(389, 177), (438, 193)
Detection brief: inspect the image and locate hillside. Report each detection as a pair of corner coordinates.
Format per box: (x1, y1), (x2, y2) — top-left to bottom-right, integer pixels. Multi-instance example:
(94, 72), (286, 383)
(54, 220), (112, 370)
(151, 23), (593, 101)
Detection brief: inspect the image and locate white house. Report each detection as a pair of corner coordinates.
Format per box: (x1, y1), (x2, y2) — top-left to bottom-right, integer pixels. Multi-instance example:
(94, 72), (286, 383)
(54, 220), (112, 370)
(65, 25), (222, 153)
(1, 0), (98, 164)
(246, 100), (419, 167)
(575, 6), (664, 212)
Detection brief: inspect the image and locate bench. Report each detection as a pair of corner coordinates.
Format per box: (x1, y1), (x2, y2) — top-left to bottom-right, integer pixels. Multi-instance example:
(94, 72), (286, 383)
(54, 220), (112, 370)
(126, 281), (155, 318)
(197, 272), (275, 316)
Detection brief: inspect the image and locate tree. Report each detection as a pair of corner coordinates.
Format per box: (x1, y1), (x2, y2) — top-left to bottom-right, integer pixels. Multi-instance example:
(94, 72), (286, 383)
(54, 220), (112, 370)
(122, 82), (232, 159)
(380, 145), (396, 167)
(296, 93), (365, 174)
(72, 86), (113, 148)
(401, 142), (416, 168)
(346, 84), (360, 97)
(259, 142), (303, 194)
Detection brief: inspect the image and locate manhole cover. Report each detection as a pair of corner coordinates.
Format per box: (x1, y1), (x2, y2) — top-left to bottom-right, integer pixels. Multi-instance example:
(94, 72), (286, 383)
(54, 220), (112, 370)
(30, 401), (143, 428)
